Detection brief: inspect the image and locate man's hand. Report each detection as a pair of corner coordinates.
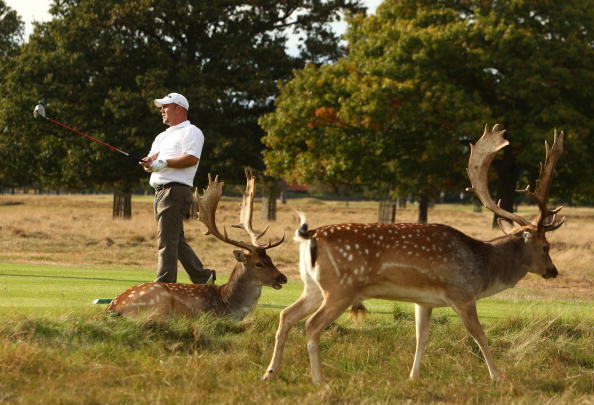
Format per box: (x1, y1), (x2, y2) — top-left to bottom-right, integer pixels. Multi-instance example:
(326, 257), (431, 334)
(150, 159), (168, 172)
(140, 155), (157, 172)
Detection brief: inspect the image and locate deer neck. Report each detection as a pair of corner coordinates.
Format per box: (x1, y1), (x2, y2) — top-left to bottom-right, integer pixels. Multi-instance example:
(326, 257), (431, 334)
(220, 263), (262, 320)
(480, 235), (530, 297)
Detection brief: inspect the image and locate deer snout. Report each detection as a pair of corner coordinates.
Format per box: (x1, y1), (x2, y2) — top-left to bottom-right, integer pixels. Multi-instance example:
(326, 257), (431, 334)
(272, 273), (288, 290)
(543, 266), (558, 279)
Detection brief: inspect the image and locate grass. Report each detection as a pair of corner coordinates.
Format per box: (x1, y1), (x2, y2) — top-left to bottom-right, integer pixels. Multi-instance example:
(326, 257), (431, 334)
(2, 263), (592, 322)
(0, 307), (592, 404)
(0, 194), (593, 403)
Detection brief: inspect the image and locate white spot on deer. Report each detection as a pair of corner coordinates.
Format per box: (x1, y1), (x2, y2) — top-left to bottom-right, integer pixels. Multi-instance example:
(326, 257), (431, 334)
(348, 254), (353, 261)
(346, 245), (351, 250)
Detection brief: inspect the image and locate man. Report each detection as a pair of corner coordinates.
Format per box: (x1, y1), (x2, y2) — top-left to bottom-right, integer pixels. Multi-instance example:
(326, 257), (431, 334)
(140, 92), (215, 284)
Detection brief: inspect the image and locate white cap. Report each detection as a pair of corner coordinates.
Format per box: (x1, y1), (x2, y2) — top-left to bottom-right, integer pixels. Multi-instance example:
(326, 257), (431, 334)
(154, 92), (189, 110)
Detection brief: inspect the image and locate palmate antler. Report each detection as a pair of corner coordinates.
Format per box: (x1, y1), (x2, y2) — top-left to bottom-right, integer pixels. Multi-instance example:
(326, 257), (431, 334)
(466, 124), (564, 232)
(197, 170), (284, 252)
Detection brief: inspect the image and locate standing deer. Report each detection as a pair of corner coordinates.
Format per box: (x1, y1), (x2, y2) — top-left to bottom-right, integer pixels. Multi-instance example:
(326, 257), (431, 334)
(107, 170), (287, 320)
(263, 124), (564, 384)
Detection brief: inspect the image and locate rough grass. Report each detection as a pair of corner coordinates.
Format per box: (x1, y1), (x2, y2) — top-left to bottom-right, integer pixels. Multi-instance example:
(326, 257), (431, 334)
(0, 310), (592, 404)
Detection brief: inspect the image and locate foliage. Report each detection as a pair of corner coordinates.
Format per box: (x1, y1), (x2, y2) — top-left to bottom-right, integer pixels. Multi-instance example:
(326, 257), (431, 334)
(261, 0), (594, 207)
(0, 1), (24, 189)
(0, 0), (22, 58)
(0, 0), (364, 191)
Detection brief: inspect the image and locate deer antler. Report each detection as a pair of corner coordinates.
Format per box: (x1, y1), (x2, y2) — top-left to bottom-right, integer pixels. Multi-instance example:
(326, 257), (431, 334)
(197, 171), (284, 252)
(516, 129), (565, 232)
(466, 124), (531, 227)
(197, 174), (258, 253)
(231, 168), (284, 249)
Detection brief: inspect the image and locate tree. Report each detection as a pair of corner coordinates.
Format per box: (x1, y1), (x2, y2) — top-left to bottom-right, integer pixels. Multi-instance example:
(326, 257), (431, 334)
(0, 0), (25, 191)
(261, 2), (490, 222)
(262, 0), (594, 223)
(0, 0), (365, 195)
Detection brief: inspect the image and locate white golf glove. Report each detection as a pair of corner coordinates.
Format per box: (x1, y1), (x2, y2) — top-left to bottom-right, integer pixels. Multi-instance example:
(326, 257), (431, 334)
(150, 159), (168, 172)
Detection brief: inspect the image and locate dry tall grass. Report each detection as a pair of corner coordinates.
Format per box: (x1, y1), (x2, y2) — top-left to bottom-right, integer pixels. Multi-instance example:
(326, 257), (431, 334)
(0, 194), (592, 300)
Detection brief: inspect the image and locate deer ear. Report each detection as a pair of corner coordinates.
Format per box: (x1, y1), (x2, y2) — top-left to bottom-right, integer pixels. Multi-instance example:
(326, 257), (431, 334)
(497, 218), (515, 235)
(233, 250), (247, 262)
(522, 231), (532, 243)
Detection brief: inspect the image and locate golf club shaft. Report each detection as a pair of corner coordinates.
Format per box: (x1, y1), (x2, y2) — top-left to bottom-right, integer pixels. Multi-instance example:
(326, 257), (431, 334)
(46, 117), (142, 162)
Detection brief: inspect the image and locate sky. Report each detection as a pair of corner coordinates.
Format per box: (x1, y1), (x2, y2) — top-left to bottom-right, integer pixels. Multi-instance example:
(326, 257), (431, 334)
(7, 0), (383, 39)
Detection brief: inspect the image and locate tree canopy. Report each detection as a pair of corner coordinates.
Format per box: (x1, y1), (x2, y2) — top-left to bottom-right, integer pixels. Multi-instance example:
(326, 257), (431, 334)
(0, 0), (364, 191)
(261, 0), (594, 212)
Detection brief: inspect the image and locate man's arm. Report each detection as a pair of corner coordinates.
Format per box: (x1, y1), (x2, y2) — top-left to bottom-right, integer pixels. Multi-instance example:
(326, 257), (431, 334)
(163, 154), (199, 168)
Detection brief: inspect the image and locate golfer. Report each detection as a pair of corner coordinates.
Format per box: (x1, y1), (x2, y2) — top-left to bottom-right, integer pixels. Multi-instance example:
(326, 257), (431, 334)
(140, 92), (215, 284)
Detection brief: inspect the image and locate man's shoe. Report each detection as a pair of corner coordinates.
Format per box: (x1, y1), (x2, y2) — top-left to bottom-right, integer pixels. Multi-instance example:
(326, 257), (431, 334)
(205, 269), (216, 284)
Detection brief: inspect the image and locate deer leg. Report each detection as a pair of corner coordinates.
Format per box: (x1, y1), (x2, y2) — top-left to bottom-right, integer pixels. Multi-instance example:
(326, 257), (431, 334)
(305, 294), (353, 384)
(452, 302), (502, 381)
(409, 304), (433, 379)
(263, 282), (323, 381)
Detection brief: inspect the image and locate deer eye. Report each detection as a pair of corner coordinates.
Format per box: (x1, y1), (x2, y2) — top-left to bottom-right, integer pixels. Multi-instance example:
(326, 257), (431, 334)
(256, 262), (264, 267)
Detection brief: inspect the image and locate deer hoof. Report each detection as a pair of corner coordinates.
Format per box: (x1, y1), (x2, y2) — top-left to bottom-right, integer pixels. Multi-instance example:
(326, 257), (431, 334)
(262, 370), (275, 381)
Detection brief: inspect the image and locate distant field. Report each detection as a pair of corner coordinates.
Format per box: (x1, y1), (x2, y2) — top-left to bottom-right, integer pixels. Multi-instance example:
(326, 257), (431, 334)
(0, 194), (592, 403)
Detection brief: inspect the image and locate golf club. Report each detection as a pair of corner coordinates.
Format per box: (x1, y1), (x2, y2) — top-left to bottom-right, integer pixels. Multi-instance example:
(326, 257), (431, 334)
(33, 104), (143, 162)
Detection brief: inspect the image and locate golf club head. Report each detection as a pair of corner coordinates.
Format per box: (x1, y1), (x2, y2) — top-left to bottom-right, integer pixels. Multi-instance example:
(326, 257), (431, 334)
(33, 104), (46, 119)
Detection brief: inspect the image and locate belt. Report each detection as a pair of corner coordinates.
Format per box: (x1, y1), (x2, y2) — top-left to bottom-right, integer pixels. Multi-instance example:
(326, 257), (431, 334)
(154, 182), (190, 191)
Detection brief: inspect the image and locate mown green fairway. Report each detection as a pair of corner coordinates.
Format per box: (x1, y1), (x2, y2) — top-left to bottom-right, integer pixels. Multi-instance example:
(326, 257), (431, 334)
(1, 263), (593, 404)
(1, 262), (592, 321)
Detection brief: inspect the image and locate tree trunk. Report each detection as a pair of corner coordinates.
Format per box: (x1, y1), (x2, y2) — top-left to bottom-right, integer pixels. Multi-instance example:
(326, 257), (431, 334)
(417, 193), (429, 224)
(261, 176), (280, 221)
(472, 196), (482, 212)
(279, 180), (287, 204)
(378, 200), (397, 223)
(113, 190), (132, 219)
(492, 146), (519, 228)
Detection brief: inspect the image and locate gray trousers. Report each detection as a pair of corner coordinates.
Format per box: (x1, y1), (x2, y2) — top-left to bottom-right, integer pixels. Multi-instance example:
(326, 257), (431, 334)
(154, 184), (210, 283)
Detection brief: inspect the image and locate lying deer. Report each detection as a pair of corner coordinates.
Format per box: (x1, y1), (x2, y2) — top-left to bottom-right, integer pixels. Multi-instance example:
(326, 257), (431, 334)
(263, 124), (564, 384)
(107, 170), (287, 320)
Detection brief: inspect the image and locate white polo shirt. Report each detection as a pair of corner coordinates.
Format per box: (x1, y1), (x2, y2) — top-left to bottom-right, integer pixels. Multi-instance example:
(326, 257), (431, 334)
(148, 120), (204, 188)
